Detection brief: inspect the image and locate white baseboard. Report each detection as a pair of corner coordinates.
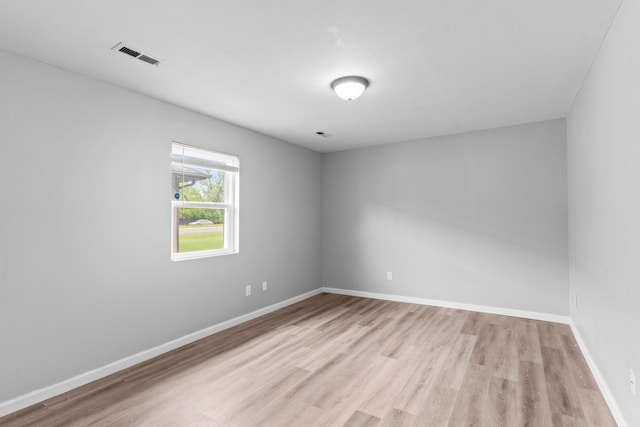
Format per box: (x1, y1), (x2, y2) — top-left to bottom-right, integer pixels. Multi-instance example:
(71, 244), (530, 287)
(569, 321), (628, 427)
(0, 288), (323, 418)
(322, 287), (570, 324)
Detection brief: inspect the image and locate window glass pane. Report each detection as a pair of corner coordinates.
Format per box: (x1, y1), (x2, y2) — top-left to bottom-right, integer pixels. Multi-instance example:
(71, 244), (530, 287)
(172, 164), (225, 203)
(177, 207), (225, 253)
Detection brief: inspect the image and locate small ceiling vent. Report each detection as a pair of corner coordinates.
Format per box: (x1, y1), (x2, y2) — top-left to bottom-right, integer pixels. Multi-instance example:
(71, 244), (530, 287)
(112, 42), (160, 67)
(315, 131), (333, 138)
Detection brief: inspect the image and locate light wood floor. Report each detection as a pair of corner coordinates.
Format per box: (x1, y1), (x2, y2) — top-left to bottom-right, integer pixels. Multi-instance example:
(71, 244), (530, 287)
(0, 293), (616, 427)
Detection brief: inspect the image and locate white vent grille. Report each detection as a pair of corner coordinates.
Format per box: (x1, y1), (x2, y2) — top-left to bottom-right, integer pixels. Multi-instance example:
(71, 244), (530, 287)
(112, 42), (160, 67)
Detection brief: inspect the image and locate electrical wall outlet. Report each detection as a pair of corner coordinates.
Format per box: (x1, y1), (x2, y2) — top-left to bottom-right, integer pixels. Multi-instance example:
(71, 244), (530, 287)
(245, 285), (251, 296)
(574, 293), (578, 308)
(262, 281), (268, 291)
(386, 271), (393, 281)
(631, 368), (636, 395)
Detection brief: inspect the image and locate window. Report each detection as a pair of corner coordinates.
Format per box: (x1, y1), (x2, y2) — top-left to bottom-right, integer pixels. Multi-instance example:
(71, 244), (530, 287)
(171, 142), (239, 260)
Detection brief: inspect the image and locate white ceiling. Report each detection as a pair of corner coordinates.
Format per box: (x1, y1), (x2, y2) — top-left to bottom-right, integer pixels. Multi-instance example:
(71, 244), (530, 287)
(0, 0), (621, 152)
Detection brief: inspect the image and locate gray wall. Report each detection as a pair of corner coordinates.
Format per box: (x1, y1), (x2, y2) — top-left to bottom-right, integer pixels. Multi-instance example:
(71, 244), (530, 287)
(323, 119), (568, 315)
(567, 0), (640, 424)
(0, 50), (323, 402)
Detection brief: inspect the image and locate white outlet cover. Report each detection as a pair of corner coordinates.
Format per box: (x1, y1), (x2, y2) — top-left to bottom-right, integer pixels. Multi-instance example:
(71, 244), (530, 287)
(262, 281), (268, 291)
(386, 272), (393, 280)
(246, 285), (251, 296)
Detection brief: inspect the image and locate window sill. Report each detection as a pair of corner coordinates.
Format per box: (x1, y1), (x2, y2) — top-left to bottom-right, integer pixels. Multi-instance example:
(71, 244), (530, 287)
(171, 249), (238, 262)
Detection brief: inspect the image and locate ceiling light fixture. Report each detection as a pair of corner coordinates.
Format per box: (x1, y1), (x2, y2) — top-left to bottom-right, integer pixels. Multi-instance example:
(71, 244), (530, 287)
(331, 76), (369, 101)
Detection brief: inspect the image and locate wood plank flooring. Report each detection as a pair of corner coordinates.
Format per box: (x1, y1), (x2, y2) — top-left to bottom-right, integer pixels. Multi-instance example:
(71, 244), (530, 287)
(0, 293), (617, 427)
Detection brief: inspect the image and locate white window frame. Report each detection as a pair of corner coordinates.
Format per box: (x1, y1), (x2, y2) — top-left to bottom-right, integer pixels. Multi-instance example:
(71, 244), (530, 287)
(171, 142), (239, 261)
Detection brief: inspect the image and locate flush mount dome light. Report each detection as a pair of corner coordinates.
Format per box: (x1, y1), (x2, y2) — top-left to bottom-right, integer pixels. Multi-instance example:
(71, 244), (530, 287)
(331, 76), (369, 101)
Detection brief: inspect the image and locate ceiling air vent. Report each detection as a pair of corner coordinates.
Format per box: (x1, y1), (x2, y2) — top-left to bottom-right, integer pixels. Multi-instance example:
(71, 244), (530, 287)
(112, 42), (160, 67)
(315, 131), (333, 138)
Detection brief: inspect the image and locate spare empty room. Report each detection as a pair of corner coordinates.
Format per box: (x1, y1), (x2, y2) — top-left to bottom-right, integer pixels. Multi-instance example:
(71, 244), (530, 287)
(0, 1), (638, 426)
